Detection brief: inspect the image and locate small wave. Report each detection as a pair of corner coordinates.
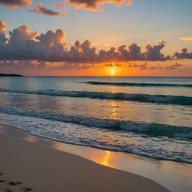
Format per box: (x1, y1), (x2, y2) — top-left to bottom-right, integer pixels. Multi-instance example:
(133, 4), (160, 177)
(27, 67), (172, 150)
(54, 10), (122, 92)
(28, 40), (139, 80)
(0, 88), (191, 106)
(0, 106), (191, 140)
(1, 113), (191, 164)
(85, 81), (192, 88)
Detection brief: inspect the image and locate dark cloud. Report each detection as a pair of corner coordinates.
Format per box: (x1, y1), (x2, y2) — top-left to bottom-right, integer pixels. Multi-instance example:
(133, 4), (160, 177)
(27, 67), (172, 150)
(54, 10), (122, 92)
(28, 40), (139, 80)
(0, 0), (32, 9)
(128, 62), (139, 68)
(0, 60), (53, 76)
(68, 40), (98, 61)
(58, 62), (94, 69)
(0, 0), (133, 11)
(105, 62), (122, 67)
(34, 29), (67, 61)
(127, 62), (186, 71)
(0, 21), (191, 63)
(98, 42), (170, 61)
(0, 25), (39, 60)
(99, 47), (119, 61)
(128, 43), (144, 60)
(127, 62), (148, 70)
(31, 3), (66, 16)
(9, 25), (38, 44)
(144, 41), (170, 61)
(0, 23), (68, 61)
(114, 43), (144, 60)
(0, 60), (94, 74)
(0, 60), (41, 70)
(175, 48), (192, 59)
(0, 33), (7, 46)
(139, 62), (148, 70)
(67, 0), (132, 11)
(166, 63), (183, 70)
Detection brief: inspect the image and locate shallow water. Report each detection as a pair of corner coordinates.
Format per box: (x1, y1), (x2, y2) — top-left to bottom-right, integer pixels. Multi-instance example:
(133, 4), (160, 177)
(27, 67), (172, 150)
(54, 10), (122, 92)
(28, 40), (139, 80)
(0, 77), (191, 163)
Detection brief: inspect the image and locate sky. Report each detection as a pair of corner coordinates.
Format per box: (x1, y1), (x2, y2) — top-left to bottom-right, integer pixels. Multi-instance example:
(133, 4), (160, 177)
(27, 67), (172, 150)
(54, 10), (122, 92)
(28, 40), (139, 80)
(0, 0), (192, 76)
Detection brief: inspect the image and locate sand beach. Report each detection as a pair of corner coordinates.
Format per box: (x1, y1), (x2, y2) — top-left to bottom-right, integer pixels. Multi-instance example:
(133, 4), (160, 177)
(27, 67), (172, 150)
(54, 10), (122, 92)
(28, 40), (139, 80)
(0, 125), (170, 192)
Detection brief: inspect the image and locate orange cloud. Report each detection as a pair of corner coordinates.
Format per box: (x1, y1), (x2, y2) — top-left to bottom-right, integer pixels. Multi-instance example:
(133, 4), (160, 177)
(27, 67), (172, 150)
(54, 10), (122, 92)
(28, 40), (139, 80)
(67, 0), (132, 11)
(180, 36), (192, 41)
(0, 20), (7, 33)
(0, 0), (32, 9)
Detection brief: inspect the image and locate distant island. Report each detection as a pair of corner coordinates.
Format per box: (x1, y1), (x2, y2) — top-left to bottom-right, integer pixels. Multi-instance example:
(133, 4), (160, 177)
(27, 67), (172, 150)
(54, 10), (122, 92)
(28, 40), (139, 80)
(0, 73), (23, 77)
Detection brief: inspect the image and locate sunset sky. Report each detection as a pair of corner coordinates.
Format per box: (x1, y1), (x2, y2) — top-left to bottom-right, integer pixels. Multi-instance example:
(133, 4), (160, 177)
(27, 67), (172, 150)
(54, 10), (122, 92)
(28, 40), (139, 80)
(0, 0), (192, 76)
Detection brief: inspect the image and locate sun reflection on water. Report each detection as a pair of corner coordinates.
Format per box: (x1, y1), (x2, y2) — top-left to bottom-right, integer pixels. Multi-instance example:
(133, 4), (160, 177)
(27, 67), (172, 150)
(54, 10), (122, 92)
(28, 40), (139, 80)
(110, 100), (118, 118)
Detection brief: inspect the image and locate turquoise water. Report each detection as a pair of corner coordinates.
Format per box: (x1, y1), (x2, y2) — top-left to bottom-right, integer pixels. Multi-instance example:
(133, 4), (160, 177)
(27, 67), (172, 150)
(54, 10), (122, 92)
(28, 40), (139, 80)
(0, 77), (191, 163)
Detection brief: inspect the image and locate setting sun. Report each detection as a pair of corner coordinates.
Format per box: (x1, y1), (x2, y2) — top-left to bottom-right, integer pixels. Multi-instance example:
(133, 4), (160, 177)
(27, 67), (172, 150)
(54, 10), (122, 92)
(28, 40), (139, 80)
(109, 67), (117, 76)
(110, 71), (115, 76)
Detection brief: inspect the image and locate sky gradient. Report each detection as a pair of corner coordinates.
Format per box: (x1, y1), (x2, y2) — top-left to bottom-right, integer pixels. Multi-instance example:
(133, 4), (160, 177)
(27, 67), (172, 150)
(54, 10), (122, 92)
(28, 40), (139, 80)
(0, 0), (192, 76)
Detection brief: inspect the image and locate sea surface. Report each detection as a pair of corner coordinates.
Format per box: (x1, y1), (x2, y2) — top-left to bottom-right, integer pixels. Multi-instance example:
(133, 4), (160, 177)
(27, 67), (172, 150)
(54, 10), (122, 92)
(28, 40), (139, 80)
(0, 77), (191, 164)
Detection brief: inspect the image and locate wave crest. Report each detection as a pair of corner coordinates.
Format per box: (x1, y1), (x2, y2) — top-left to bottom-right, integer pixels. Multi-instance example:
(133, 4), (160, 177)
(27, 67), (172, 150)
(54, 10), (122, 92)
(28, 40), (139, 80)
(0, 106), (191, 140)
(0, 88), (191, 106)
(85, 81), (192, 88)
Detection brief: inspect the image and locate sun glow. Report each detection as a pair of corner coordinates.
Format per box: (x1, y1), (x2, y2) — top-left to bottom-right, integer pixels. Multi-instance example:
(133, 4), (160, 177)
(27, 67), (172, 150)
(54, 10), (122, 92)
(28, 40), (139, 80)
(109, 67), (117, 76)
(110, 70), (115, 76)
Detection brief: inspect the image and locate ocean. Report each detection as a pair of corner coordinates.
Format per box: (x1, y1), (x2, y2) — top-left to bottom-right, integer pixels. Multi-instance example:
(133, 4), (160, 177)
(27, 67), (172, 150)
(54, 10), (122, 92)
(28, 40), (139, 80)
(0, 76), (192, 191)
(0, 77), (192, 192)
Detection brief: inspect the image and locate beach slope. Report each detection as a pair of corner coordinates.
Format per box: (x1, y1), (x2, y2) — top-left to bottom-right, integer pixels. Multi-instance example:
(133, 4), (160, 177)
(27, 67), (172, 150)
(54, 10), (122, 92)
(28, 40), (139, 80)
(0, 133), (170, 192)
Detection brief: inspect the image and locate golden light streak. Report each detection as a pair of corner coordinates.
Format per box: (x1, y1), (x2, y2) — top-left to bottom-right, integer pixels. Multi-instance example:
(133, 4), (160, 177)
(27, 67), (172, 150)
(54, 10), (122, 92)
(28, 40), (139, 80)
(100, 151), (112, 167)
(180, 36), (192, 41)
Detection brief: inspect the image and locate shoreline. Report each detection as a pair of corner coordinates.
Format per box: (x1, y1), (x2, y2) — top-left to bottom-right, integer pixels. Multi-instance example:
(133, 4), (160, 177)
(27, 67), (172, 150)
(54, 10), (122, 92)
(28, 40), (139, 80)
(1, 124), (192, 192)
(0, 124), (170, 192)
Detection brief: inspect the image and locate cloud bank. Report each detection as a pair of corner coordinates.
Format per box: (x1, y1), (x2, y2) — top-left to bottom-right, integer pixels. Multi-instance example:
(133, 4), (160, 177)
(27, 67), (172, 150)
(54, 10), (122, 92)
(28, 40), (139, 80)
(0, 0), (133, 14)
(0, 0), (32, 9)
(0, 20), (191, 62)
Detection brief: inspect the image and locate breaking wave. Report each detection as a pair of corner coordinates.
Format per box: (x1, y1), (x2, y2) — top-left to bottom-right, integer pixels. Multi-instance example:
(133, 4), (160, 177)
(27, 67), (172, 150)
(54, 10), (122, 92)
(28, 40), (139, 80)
(0, 88), (191, 106)
(85, 81), (192, 88)
(0, 106), (191, 140)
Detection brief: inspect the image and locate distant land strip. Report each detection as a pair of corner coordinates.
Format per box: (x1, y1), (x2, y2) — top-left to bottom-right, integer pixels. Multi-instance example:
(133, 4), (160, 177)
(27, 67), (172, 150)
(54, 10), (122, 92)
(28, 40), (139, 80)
(0, 73), (23, 77)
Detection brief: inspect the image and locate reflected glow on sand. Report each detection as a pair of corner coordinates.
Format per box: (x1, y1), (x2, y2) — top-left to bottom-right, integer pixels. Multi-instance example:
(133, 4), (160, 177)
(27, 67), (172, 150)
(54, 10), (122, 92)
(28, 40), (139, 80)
(24, 134), (38, 143)
(51, 141), (115, 168)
